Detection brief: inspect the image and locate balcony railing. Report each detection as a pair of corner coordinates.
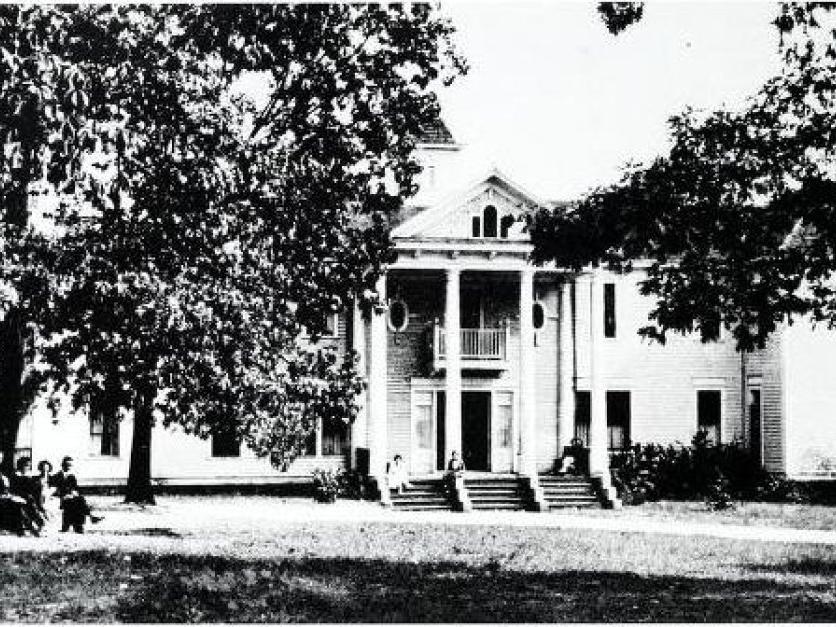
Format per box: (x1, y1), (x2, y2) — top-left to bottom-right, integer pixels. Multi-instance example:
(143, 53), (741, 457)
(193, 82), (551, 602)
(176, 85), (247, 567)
(432, 322), (509, 370)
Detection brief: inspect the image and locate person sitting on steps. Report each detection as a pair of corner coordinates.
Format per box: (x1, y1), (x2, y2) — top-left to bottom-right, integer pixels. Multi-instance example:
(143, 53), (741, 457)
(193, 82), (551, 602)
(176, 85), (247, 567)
(386, 454), (411, 493)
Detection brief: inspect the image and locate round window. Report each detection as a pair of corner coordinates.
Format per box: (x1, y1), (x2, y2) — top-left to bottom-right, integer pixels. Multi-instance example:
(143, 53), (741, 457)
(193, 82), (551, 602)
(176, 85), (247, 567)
(388, 300), (408, 332)
(532, 302), (546, 330)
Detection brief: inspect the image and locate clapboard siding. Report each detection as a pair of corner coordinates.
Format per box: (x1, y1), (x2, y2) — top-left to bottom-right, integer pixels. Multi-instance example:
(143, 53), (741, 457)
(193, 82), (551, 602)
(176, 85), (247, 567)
(745, 334), (785, 474)
(575, 270), (744, 447)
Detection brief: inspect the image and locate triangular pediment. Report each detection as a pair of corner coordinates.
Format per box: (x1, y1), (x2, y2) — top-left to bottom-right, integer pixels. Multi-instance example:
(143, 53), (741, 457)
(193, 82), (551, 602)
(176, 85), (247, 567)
(393, 169), (543, 241)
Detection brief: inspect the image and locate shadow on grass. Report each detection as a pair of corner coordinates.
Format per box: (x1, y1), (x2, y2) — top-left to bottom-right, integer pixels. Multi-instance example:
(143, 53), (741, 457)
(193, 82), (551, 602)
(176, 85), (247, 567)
(105, 528), (184, 538)
(747, 556), (836, 577)
(2, 550), (835, 622)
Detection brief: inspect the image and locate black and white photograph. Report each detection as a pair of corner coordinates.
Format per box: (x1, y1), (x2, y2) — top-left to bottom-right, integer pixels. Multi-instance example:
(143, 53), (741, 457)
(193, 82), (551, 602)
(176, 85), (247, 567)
(1, 1), (836, 622)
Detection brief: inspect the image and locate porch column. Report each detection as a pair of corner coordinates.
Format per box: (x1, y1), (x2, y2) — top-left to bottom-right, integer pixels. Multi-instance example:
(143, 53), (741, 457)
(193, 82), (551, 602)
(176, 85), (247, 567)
(350, 298), (367, 469)
(588, 269), (608, 477)
(557, 277), (575, 456)
(519, 268), (537, 476)
(367, 275), (388, 479)
(444, 267), (462, 465)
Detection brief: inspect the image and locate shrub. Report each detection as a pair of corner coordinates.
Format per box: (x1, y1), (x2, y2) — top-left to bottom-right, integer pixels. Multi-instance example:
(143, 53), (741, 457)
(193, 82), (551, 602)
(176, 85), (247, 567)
(337, 469), (372, 500)
(610, 433), (776, 506)
(312, 469), (340, 503)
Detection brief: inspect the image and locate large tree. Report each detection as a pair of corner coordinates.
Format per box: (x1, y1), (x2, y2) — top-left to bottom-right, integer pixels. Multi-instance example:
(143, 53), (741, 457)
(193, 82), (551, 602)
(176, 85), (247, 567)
(5, 5), (465, 502)
(531, 3), (836, 352)
(0, 6), (94, 474)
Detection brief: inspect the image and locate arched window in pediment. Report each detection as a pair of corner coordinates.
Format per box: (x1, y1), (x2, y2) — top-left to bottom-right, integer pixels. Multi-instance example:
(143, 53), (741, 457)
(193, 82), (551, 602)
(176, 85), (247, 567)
(483, 205), (498, 238)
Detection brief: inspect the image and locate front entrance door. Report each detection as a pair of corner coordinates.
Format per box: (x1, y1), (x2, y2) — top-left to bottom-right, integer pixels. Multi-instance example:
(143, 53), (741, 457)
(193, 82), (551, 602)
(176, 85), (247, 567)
(462, 391), (490, 471)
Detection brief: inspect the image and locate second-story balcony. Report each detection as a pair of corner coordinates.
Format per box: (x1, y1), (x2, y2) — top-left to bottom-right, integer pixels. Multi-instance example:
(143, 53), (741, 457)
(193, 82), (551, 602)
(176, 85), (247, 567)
(432, 321), (510, 371)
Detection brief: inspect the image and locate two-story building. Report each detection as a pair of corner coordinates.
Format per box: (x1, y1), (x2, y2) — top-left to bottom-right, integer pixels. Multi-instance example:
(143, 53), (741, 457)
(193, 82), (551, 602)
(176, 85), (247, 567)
(16, 121), (836, 500)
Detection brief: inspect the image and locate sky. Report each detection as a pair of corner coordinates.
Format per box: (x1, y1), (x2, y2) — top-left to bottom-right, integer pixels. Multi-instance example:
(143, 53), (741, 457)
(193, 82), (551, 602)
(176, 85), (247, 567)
(436, 2), (785, 201)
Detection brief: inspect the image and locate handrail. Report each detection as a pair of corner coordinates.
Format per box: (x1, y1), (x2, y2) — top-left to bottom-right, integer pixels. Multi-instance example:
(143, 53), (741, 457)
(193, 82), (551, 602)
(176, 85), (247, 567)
(435, 325), (507, 360)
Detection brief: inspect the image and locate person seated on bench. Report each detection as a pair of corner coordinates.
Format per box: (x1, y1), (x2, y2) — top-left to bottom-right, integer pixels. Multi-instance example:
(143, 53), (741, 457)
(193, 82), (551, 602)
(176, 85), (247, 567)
(386, 454), (410, 493)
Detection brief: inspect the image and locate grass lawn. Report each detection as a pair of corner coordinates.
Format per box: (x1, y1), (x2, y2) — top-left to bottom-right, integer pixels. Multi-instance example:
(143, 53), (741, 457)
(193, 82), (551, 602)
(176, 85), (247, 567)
(1, 496), (836, 622)
(563, 499), (836, 531)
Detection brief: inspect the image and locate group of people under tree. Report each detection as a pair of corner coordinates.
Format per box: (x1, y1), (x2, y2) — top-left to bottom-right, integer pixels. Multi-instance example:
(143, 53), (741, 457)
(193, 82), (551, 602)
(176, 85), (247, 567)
(0, 454), (101, 536)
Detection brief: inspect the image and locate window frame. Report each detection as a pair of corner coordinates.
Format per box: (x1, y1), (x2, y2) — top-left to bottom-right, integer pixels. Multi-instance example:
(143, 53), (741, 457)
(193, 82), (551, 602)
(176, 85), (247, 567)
(606, 390), (631, 451)
(603, 282), (616, 338)
(387, 299), (409, 332)
(483, 205), (498, 238)
(89, 403), (120, 458)
(696, 388), (722, 445)
(300, 312), (340, 339)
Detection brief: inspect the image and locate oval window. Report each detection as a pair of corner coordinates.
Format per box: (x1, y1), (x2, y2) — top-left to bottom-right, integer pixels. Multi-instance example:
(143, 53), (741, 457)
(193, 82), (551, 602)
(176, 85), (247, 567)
(532, 302), (545, 330)
(388, 300), (408, 332)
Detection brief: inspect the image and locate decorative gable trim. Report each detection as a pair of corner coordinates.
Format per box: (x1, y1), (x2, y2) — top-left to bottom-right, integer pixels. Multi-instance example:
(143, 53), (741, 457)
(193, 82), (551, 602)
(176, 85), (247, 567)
(393, 167), (545, 239)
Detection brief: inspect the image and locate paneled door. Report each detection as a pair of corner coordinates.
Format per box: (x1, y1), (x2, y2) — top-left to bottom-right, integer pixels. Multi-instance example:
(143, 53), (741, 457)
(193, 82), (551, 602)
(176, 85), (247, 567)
(491, 391), (514, 472)
(411, 391), (436, 475)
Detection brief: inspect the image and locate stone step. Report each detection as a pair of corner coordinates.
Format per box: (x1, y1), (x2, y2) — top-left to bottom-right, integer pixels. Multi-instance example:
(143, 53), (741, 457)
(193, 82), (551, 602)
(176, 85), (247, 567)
(546, 500), (600, 509)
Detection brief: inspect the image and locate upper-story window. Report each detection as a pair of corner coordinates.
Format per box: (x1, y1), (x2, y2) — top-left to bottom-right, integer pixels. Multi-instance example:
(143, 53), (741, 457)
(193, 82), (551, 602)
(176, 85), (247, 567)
(471, 205), (512, 239)
(483, 205), (498, 238)
(604, 283), (616, 338)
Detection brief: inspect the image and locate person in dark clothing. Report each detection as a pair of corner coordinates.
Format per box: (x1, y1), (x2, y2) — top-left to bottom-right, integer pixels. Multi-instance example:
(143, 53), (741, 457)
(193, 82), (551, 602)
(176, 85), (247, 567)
(52, 456), (102, 533)
(10, 457), (45, 534)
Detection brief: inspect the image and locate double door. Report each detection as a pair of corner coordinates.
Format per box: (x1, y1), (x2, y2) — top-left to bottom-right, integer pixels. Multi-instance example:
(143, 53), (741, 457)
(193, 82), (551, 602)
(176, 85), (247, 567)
(410, 389), (514, 474)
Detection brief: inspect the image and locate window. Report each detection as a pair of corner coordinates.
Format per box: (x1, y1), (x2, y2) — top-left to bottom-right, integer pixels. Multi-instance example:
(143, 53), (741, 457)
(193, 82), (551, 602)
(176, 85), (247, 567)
(496, 392), (513, 448)
(532, 302), (546, 330)
(749, 388), (762, 467)
(697, 390), (721, 445)
(211, 426), (241, 457)
(471, 215), (481, 238)
(500, 215), (513, 239)
(607, 391), (631, 450)
(574, 391), (591, 446)
(89, 404), (119, 457)
(387, 299), (408, 332)
(322, 417), (349, 456)
(301, 312), (339, 338)
(604, 283), (616, 338)
(483, 205), (498, 238)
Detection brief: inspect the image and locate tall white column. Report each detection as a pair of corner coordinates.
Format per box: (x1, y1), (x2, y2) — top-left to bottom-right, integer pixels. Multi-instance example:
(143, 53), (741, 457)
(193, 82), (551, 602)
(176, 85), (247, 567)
(350, 298), (367, 469)
(588, 269), (608, 477)
(444, 268), (462, 464)
(558, 278), (575, 456)
(367, 275), (388, 478)
(519, 268), (537, 476)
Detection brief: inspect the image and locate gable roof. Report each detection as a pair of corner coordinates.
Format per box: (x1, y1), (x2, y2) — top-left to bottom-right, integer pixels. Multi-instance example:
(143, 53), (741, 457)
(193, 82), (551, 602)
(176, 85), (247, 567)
(417, 118), (456, 145)
(392, 166), (545, 239)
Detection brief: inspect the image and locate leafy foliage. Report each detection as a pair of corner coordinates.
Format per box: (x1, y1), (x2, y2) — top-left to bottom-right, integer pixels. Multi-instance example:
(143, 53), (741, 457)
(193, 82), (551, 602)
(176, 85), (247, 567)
(311, 468), (340, 503)
(597, 3), (644, 35)
(532, 5), (836, 351)
(0, 6), (465, 497)
(609, 432), (770, 506)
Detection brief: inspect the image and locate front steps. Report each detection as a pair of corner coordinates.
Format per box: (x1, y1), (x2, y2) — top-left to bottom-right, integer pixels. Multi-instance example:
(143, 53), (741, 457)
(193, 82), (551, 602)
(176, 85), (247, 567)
(388, 478), (453, 511)
(537, 475), (602, 510)
(464, 476), (532, 511)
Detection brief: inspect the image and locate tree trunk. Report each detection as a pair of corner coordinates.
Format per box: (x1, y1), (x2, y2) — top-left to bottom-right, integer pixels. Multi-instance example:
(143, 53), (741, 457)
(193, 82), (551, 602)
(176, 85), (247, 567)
(0, 311), (25, 476)
(125, 389), (156, 504)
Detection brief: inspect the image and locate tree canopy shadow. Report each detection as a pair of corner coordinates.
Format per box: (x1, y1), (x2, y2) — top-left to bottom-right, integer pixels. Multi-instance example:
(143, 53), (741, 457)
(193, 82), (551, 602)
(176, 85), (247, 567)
(3, 550), (836, 622)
